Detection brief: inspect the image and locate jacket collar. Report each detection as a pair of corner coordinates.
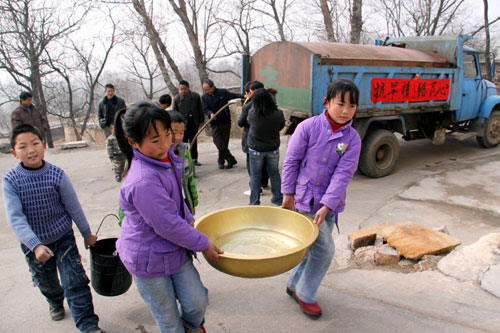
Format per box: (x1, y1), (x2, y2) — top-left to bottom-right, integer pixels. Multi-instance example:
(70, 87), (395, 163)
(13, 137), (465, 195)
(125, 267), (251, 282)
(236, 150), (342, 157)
(132, 144), (178, 169)
(321, 108), (353, 139)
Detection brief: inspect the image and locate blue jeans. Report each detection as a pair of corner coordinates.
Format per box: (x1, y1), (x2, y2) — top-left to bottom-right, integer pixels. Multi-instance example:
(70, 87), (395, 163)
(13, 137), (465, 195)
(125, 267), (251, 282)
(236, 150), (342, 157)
(287, 211), (337, 304)
(133, 258), (208, 333)
(249, 149), (283, 205)
(21, 230), (99, 332)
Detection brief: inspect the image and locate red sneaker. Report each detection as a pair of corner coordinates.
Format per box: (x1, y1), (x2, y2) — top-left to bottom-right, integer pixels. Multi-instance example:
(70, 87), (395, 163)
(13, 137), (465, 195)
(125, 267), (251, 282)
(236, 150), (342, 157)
(293, 292), (322, 318)
(184, 325), (206, 333)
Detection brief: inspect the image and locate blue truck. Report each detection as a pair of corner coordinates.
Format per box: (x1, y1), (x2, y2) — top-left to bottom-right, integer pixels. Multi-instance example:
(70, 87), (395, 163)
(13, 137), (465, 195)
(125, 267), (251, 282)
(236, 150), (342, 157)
(242, 34), (500, 178)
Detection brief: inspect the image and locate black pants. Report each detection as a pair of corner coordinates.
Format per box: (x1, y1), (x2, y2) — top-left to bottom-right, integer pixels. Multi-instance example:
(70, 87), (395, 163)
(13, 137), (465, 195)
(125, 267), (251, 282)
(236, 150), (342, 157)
(183, 117), (198, 160)
(212, 123), (234, 163)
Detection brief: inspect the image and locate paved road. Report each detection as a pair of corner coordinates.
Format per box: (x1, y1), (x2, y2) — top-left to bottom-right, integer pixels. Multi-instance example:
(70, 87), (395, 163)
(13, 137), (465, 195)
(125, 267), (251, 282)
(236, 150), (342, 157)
(0, 135), (499, 332)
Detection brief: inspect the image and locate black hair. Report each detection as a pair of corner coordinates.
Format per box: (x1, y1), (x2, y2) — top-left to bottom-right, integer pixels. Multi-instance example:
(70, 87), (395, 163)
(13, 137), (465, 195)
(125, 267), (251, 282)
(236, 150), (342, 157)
(251, 88), (276, 117)
(244, 81), (253, 93)
(10, 124), (43, 148)
(202, 79), (214, 87)
(326, 79), (359, 105)
(249, 81), (264, 91)
(19, 91), (33, 101)
(114, 101), (171, 175)
(168, 110), (186, 124)
(159, 94), (172, 107)
(179, 80), (190, 87)
(104, 83), (115, 90)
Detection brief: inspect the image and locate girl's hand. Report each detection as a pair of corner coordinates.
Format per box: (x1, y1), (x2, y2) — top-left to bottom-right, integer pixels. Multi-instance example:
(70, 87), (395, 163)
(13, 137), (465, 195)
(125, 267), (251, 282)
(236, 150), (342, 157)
(84, 234), (98, 249)
(281, 194), (295, 211)
(203, 242), (224, 261)
(34, 245), (54, 262)
(313, 205), (330, 225)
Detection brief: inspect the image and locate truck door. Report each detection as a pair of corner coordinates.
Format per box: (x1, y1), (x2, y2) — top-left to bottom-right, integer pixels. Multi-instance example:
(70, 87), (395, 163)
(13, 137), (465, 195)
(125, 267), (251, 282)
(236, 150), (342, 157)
(458, 52), (484, 121)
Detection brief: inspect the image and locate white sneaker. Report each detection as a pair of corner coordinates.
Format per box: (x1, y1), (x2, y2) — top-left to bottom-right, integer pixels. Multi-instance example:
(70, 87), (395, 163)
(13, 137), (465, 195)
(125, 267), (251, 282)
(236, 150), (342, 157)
(243, 189), (251, 196)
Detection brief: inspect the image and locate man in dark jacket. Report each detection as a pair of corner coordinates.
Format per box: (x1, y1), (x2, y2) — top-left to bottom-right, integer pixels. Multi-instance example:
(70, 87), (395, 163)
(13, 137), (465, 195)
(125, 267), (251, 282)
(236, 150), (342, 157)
(11, 92), (49, 141)
(97, 84), (126, 137)
(201, 79), (243, 169)
(173, 80), (204, 166)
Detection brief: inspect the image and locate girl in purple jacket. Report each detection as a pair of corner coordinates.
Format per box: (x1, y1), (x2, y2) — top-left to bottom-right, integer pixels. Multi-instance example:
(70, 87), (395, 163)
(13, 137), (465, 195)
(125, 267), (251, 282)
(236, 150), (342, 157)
(281, 79), (361, 318)
(113, 102), (222, 333)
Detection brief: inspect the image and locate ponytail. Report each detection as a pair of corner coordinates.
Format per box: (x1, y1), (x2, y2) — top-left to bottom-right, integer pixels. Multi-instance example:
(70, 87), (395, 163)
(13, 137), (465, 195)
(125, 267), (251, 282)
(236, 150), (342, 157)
(113, 108), (133, 175)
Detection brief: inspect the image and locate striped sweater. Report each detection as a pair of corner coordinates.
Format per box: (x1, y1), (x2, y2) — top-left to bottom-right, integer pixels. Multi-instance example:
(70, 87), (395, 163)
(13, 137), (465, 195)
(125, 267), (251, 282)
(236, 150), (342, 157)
(2, 161), (91, 251)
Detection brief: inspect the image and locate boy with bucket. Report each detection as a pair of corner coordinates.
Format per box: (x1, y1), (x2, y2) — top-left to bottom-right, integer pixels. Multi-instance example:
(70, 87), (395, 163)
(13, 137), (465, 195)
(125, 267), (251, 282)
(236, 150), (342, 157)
(2, 124), (104, 333)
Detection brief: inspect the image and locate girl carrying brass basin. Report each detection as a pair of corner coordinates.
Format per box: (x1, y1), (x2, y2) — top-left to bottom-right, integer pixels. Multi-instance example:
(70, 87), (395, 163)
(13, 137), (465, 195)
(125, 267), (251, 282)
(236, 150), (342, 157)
(194, 206), (319, 278)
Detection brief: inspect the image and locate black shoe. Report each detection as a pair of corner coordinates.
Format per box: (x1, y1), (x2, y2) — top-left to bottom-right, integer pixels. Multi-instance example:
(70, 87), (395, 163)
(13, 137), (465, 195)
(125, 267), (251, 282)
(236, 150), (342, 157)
(49, 304), (65, 321)
(218, 162), (225, 170)
(193, 160), (202, 166)
(225, 158), (237, 169)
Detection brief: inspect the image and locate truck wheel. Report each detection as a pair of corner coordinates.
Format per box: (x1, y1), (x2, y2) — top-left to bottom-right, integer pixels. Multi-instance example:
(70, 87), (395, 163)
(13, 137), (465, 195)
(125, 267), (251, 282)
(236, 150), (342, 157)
(476, 111), (500, 148)
(359, 129), (400, 178)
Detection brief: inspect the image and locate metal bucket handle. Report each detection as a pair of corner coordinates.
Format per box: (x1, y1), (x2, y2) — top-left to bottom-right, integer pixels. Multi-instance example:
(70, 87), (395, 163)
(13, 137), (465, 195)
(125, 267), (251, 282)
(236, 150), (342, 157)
(95, 213), (119, 237)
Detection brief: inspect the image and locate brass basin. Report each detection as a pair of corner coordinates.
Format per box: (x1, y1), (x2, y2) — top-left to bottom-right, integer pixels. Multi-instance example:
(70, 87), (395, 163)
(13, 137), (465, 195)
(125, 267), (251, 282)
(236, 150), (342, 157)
(194, 206), (319, 278)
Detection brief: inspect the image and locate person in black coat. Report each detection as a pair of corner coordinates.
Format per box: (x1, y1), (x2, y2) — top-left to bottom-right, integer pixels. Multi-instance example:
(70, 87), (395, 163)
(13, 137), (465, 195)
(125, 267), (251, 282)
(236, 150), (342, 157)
(246, 88), (285, 206)
(201, 79), (243, 169)
(97, 84), (126, 137)
(238, 81), (269, 195)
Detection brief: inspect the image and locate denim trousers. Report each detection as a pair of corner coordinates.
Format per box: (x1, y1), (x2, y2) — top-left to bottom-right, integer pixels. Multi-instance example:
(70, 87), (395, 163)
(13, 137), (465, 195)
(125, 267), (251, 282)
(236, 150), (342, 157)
(21, 230), (99, 332)
(248, 149), (283, 205)
(287, 211), (337, 304)
(133, 258), (208, 333)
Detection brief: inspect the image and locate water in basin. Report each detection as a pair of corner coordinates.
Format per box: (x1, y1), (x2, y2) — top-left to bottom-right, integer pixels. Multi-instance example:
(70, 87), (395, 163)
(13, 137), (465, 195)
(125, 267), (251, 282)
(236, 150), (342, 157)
(214, 227), (303, 255)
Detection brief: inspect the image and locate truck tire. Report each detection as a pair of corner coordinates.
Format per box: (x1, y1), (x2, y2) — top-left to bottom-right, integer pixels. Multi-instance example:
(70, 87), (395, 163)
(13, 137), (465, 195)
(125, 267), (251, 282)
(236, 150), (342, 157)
(476, 111), (500, 148)
(359, 129), (400, 178)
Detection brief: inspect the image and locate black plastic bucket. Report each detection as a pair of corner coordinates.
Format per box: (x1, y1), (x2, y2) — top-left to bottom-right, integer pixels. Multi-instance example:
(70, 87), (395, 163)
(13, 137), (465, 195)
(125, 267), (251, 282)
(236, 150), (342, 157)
(90, 214), (132, 297)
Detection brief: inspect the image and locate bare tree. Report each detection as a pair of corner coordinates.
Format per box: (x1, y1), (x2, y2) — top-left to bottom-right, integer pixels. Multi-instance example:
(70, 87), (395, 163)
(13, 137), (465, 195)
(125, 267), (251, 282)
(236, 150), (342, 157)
(167, 0), (222, 84)
(254, 0), (297, 42)
(482, 0), (491, 81)
(121, 30), (164, 99)
(216, 0), (263, 56)
(375, 0), (465, 37)
(46, 13), (118, 141)
(319, 0), (336, 42)
(0, 0), (89, 147)
(131, 0), (182, 95)
(350, 0), (363, 44)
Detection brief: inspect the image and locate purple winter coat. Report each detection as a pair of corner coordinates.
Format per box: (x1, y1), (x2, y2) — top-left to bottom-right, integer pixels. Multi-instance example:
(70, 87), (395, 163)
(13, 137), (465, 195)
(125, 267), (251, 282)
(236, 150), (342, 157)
(281, 112), (361, 214)
(116, 146), (209, 278)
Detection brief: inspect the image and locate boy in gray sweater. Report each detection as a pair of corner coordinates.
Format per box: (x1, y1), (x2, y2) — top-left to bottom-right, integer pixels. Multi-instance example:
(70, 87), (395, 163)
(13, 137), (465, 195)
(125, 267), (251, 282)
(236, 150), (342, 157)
(2, 125), (104, 333)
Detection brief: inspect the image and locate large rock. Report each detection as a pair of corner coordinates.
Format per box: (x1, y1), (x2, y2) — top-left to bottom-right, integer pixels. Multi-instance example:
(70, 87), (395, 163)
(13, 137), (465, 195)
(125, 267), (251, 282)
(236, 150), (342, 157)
(60, 140), (88, 150)
(353, 245), (378, 265)
(386, 222), (461, 260)
(480, 265), (500, 298)
(375, 244), (400, 265)
(438, 233), (500, 282)
(414, 255), (443, 272)
(348, 222), (391, 250)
